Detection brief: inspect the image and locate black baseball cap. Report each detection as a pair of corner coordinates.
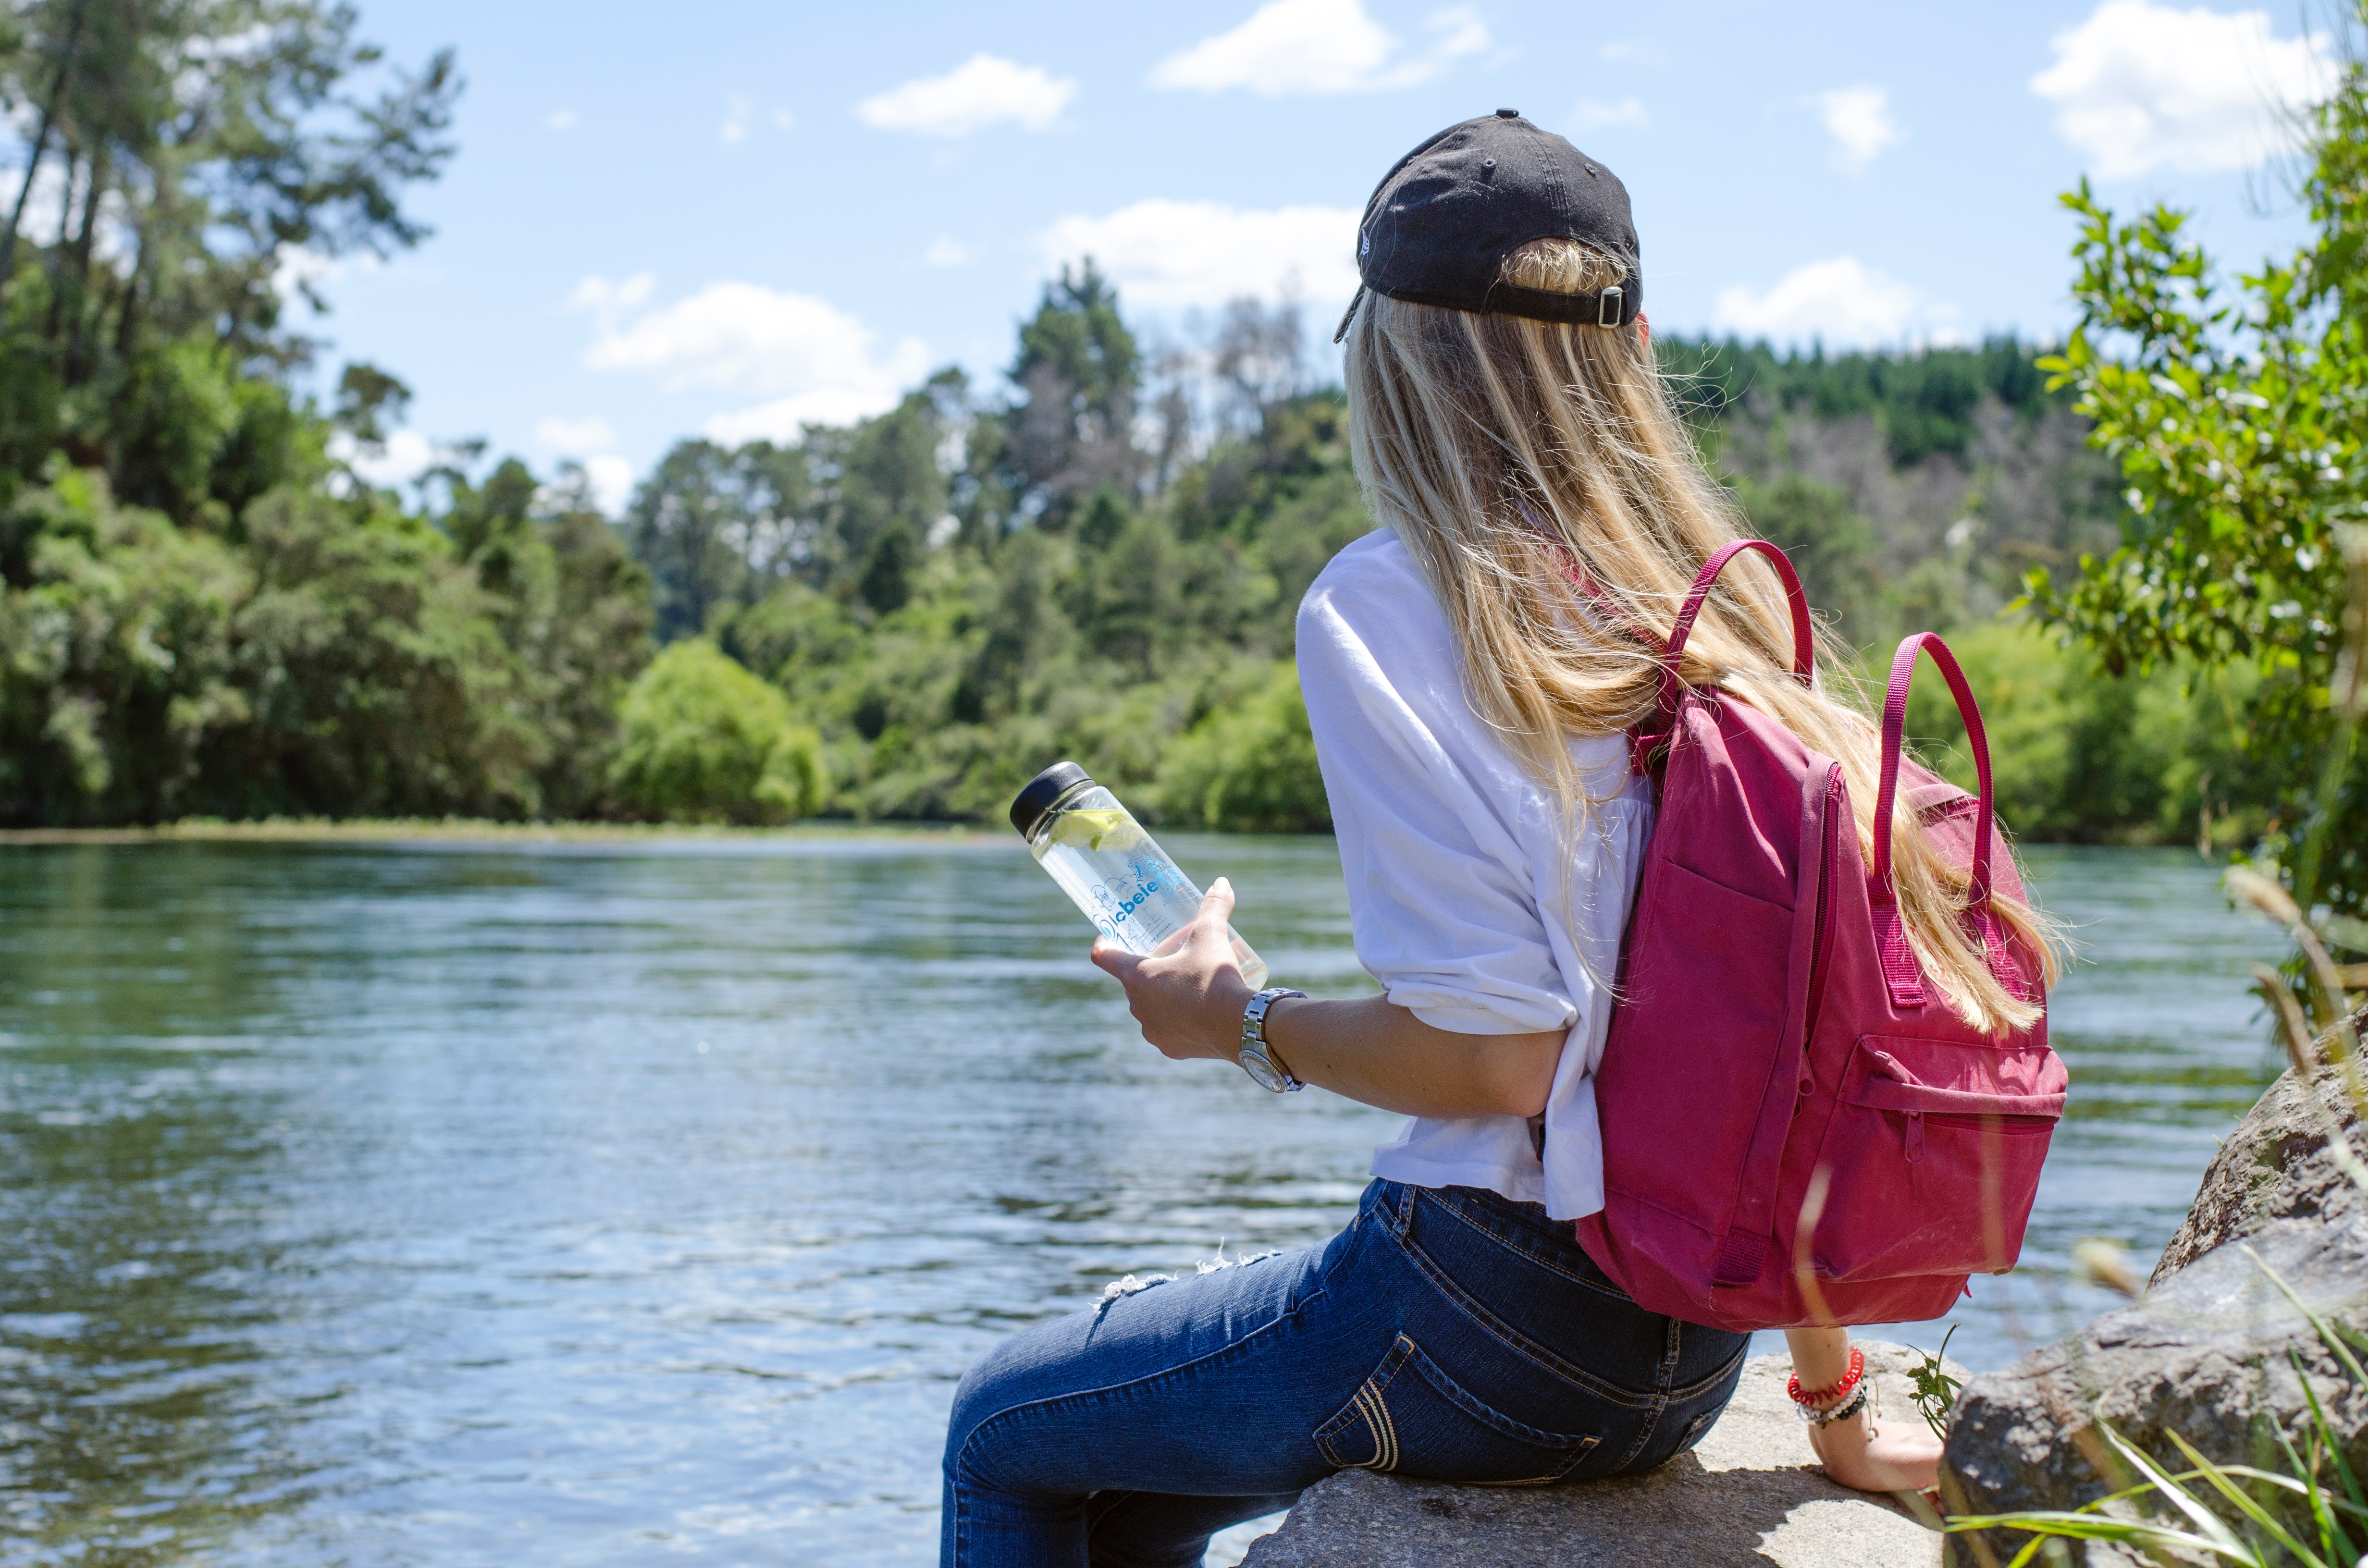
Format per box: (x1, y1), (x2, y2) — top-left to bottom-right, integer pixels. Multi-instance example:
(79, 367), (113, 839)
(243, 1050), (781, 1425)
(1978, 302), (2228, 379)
(1335, 108), (1641, 343)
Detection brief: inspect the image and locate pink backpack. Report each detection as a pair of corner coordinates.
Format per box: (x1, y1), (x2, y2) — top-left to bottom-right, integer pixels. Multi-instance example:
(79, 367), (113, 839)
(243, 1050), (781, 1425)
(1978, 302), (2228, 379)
(1571, 540), (2065, 1332)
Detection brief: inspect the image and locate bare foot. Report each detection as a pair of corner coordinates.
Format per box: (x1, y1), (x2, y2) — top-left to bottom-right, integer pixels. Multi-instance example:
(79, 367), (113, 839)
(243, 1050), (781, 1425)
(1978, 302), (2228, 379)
(1806, 1406), (1942, 1494)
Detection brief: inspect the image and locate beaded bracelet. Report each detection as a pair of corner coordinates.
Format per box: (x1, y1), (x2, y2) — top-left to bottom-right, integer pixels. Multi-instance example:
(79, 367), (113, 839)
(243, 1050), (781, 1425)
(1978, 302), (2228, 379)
(1796, 1374), (1874, 1427)
(1787, 1345), (1865, 1414)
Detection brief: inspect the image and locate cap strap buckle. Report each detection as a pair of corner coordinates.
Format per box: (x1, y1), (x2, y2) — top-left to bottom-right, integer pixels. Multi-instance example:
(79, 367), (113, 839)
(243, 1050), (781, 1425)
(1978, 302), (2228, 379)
(1596, 285), (1624, 328)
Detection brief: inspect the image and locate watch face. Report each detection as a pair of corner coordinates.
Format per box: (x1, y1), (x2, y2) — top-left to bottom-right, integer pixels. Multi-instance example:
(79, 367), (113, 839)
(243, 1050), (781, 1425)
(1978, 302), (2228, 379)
(1237, 1049), (1289, 1092)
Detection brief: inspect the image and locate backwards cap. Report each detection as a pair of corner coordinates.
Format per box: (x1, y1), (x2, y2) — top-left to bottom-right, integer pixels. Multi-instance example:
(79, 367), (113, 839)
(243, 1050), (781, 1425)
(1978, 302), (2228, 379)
(1336, 108), (1641, 343)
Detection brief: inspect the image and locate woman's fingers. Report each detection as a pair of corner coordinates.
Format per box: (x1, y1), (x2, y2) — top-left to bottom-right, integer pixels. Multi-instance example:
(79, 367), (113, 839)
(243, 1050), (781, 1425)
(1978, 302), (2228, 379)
(1199, 876), (1236, 928)
(1088, 878), (1252, 1062)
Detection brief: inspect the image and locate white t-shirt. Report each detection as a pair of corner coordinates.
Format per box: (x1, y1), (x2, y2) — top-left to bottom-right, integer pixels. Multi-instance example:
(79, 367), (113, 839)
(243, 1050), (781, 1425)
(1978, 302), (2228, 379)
(1295, 527), (1653, 1221)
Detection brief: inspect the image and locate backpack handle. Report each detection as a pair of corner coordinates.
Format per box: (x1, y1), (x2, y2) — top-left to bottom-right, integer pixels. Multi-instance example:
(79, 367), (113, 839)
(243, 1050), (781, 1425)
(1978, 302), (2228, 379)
(1870, 633), (2006, 1009)
(1653, 540), (1815, 730)
(1871, 632), (1994, 907)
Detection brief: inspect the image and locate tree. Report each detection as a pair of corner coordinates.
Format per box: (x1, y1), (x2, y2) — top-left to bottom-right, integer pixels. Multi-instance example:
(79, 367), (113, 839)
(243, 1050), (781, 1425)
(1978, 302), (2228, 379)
(1731, 473), (1882, 645)
(0, 0), (460, 521)
(609, 640), (824, 824)
(2030, 14), (2368, 920)
(625, 440), (810, 640)
(1004, 260), (1144, 526)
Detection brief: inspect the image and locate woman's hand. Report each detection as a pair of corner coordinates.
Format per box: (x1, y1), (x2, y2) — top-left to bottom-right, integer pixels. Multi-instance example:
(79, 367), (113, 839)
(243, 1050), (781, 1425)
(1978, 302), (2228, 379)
(1089, 880), (1562, 1115)
(1090, 879), (1254, 1062)
(1783, 1326), (1940, 1495)
(1805, 1404), (1942, 1494)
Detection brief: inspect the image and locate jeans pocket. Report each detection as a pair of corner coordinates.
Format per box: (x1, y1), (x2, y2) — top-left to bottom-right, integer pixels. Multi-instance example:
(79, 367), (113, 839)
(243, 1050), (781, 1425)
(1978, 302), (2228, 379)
(1313, 1333), (1599, 1487)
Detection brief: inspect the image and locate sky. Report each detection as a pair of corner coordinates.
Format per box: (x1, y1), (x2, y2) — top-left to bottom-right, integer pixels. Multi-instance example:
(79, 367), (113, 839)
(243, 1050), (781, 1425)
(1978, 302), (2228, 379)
(309, 0), (2341, 511)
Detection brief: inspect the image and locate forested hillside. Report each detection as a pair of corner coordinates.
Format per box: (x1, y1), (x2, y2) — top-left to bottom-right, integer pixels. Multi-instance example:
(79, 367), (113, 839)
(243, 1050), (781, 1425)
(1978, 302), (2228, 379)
(0, 2), (653, 824)
(608, 276), (2268, 844)
(0, 0), (2269, 843)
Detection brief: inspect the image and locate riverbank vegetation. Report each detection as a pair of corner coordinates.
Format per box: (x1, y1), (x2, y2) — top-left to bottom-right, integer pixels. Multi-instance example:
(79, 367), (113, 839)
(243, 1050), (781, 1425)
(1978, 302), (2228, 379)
(0, 0), (2300, 857)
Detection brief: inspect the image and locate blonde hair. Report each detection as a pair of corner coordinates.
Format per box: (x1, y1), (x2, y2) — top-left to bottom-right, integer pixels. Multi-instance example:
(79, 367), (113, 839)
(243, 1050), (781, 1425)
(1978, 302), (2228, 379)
(1342, 237), (2059, 1034)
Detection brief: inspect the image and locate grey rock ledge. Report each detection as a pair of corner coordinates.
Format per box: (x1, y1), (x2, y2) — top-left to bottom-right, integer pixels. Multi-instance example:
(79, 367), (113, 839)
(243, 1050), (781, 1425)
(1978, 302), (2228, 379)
(1242, 1340), (1950, 1568)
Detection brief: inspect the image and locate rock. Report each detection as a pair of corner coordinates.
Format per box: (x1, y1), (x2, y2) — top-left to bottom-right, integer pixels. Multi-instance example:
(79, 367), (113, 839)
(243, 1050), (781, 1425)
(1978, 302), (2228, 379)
(1242, 1341), (1951, 1568)
(1943, 1019), (2368, 1568)
(2152, 1010), (2368, 1285)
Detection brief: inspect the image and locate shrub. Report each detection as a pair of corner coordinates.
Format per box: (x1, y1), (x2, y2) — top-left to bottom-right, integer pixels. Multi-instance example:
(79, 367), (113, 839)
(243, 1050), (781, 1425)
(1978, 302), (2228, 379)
(610, 641), (826, 823)
(1893, 620), (2269, 846)
(1157, 661), (1330, 832)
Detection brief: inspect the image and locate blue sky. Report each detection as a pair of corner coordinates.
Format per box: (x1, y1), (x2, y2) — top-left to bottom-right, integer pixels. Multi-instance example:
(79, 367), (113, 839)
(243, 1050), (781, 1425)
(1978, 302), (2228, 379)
(312, 0), (2336, 509)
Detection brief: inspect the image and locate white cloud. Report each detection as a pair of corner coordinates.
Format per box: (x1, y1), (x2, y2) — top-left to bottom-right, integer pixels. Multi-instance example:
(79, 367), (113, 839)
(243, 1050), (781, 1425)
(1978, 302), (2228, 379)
(2031, 0), (2333, 177)
(569, 275), (928, 440)
(1597, 38), (1660, 63)
(1813, 85), (1897, 175)
(1570, 97), (1649, 132)
(535, 415), (618, 454)
(771, 107), (796, 132)
(702, 389), (915, 445)
(1428, 5), (1491, 60)
(272, 243), (345, 299)
(567, 272), (654, 317)
(1036, 199), (1360, 309)
(1711, 257), (1963, 348)
(1149, 0), (1486, 96)
(544, 108), (577, 131)
(721, 95), (752, 145)
(328, 429), (439, 490)
(924, 234), (973, 267)
(856, 54), (1076, 136)
(582, 455), (635, 514)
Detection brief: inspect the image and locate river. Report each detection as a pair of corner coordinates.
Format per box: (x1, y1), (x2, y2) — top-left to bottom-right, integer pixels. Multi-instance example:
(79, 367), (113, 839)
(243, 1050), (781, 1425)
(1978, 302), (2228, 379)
(0, 836), (2290, 1564)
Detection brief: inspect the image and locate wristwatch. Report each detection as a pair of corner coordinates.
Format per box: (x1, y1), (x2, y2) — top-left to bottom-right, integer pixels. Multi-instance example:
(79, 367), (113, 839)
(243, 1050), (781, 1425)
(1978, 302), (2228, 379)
(1237, 987), (1307, 1092)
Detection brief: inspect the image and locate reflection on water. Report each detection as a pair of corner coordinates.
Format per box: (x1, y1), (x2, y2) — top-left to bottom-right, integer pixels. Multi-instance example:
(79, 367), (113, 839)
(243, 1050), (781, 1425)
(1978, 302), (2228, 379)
(0, 838), (2291, 1564)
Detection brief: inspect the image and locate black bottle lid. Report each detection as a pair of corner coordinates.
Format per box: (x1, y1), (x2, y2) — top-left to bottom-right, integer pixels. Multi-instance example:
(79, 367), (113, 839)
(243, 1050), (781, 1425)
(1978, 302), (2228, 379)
(1010, 760), (1095, 838)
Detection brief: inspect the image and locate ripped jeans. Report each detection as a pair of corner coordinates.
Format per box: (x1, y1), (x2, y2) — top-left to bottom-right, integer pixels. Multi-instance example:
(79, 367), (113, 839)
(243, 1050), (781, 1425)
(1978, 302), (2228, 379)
(940, 1179), (1750, 1567)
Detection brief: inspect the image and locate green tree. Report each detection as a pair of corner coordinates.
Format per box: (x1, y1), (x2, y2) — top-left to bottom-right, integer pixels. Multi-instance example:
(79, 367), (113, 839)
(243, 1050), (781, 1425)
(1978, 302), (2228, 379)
(0, 467), (246, 821)
(440, 458), (656, 816)
(609, 640), (825, 823)
(625, 440), (802, 640)
(1157, 662), (1331, 833)
(2030, 19), (2368, 919)
(0, 0), (459, 522)
(1005, 260), (1144, 526)
(1732, 472), (1883, 646)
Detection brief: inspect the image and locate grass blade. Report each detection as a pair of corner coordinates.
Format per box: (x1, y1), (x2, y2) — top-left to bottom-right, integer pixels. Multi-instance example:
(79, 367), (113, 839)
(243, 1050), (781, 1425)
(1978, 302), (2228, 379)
(2097, 1423), (2246, 1552)
(1945, 1509), (2266, 1565)
(2243, 1245), (2368, 1388)
(2293, 1345), (2368, 1515)
(2165, 1428), (2332, 1568)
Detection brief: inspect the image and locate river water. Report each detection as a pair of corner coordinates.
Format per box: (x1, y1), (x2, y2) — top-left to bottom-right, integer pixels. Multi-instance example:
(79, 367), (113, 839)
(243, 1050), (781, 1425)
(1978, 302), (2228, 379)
(0, 836), (2290, 1565)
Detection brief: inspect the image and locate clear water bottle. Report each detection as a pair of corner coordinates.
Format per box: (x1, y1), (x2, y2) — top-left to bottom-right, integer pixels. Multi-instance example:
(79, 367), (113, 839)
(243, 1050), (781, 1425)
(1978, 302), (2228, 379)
(1010, 761), (1269, 989)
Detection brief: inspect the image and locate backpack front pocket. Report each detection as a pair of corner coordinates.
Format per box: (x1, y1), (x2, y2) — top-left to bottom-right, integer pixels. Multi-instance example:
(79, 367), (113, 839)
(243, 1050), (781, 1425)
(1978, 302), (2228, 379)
(1805, 1035), (2065, 1283)
(1312, 1333), (1598, 1487)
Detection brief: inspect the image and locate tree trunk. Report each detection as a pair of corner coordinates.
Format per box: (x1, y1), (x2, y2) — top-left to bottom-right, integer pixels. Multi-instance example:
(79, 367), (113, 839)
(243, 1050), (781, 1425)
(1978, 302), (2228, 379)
(63, 145), (106, 382)
(42, 148), (81, 342)
(112, 225), (142, 359)
(0, 0), (90, 290)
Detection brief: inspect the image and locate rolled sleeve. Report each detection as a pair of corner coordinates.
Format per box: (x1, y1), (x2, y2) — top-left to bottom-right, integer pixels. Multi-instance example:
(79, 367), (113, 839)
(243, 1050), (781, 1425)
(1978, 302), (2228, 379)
(1297, 545), (1579, 1038)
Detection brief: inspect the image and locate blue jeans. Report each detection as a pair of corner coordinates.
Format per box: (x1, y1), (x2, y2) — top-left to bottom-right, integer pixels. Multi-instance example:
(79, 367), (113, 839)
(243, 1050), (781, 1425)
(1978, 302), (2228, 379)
(941, 1179), (1750, 1567)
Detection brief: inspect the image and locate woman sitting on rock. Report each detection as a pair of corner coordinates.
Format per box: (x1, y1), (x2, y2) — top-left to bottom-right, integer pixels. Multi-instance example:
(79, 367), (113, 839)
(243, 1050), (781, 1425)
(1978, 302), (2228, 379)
(941, 111), (2001, 1568)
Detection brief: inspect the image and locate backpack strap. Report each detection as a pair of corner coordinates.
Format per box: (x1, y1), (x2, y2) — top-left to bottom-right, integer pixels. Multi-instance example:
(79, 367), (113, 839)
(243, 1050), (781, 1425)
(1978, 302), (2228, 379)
(1632, 540), (1815, 775)
(1870, 633), (2016, 1008)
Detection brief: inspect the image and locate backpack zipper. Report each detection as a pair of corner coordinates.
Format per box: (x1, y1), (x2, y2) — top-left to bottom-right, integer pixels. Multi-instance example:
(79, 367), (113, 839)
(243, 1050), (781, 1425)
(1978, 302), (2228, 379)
(1795, 766), (1845, 1115)
(1919, 1112), (2054, 1133)
(1905, 1109), (2054, 1163)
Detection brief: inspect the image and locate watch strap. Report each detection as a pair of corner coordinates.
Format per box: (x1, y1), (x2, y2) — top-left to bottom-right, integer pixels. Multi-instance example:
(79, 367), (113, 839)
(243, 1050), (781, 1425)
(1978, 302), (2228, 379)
(1239, 987), (1308, 1091)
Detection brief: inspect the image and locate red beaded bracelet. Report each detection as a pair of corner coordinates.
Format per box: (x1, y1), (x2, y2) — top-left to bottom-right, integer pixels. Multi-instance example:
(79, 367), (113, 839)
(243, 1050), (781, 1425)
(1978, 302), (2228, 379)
(1787, 1345), (1865, 1409)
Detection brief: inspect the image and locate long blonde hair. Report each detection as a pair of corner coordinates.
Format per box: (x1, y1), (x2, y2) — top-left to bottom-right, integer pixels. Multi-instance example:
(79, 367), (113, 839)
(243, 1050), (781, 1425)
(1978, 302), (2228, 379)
(1342, 238), (2058, 1034)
